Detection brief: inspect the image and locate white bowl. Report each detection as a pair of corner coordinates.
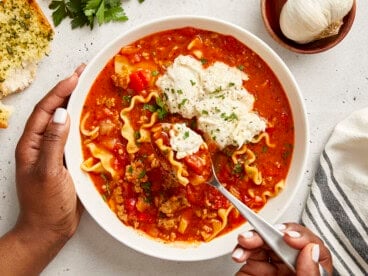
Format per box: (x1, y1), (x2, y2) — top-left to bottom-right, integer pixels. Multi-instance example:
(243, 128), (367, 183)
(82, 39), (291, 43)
(65, 15), (309, 261)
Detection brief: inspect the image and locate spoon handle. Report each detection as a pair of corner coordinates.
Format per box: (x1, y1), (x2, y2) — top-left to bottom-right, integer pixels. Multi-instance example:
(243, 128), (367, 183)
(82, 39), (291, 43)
(216, 184), (299, 273)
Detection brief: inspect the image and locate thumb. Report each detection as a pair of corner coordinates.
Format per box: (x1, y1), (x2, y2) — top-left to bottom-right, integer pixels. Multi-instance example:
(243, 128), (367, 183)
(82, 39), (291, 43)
(296, 243), (321, 276)
(39, 108), (70, 170)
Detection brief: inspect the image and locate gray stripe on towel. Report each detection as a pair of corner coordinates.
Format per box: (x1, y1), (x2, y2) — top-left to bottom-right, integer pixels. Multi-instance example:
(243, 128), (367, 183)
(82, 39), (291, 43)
(323, 150), (368, 235)
(310, 191), (366, 273)
(315, 159), (368, 264)
(304, 205), (353, 275)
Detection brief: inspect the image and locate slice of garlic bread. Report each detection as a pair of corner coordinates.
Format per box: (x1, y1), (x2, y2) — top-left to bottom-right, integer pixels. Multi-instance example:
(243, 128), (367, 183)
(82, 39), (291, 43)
(0, 0), (54, 98)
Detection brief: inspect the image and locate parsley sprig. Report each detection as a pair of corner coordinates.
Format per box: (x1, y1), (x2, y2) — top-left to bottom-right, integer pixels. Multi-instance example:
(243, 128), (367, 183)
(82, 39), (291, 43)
(49, 0), (144, 29)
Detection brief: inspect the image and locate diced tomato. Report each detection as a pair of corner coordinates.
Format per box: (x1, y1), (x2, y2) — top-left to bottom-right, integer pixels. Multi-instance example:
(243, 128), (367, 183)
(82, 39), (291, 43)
(125, 197), (137, 212)
(184, 154), (205, 175)
(128, 70), (151, 94)
(129, 72), (145, 92)
(138, 70), (150, 86)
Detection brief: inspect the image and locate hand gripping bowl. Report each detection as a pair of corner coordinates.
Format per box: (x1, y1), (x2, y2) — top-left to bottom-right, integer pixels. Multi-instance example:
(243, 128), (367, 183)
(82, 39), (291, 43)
(65, 16), (309, 261)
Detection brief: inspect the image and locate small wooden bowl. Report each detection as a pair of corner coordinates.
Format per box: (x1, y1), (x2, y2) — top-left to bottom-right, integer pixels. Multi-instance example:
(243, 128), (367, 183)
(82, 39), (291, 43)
(261, 0), (356, 54)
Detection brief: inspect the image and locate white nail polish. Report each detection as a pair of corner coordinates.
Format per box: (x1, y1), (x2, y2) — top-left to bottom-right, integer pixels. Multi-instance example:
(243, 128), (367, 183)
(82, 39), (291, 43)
(53, 108), (68, 124)
(274, 223), (287, 231)
(232, 248), (244, 260)
(286, 230), (301, 238)
(240, 231), (254, 239)
(312, 244), (320, 263)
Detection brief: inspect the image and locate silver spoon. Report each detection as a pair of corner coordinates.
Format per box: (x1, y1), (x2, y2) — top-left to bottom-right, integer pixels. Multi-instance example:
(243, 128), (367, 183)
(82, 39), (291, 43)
(208, 163), (299, 272)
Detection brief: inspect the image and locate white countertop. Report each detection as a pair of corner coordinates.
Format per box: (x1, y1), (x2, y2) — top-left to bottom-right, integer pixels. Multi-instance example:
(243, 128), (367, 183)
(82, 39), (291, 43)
(1, 1), (368, 275)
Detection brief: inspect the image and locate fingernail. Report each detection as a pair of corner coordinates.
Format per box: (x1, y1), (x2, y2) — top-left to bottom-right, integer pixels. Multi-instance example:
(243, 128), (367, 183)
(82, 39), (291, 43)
(53, 108), (68, 124)
(286, 230), (301, 238)
(312, 244), (320, 263)
(274, 223), (287, 231)
(232, 247), (244, 260)
(240, 231), (254, 239)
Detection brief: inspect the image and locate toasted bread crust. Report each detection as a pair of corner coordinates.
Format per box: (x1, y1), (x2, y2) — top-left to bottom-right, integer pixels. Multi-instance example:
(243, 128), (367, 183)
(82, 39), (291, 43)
(0, 0), (54, 98)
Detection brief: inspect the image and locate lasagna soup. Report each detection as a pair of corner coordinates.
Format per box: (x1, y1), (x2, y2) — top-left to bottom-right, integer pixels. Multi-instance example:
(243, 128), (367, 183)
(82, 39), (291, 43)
(80, 27), (294, 243)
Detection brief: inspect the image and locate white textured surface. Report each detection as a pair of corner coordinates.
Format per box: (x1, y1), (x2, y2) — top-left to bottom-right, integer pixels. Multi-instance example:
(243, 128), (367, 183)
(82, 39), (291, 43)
(0, 1), (367, 275)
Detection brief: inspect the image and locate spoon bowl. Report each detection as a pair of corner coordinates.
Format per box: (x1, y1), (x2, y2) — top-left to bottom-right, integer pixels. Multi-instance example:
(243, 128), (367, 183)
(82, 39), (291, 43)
(261, 0), (356, 54)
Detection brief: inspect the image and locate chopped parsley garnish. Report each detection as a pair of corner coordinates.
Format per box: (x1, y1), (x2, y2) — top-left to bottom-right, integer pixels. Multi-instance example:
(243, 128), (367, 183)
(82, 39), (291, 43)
(221, 112), (238, 122)
(100, 173), (110, 194)
(134, 131), (141, 141)
(228, 82), (235, 87)
(237, 65), (244, 71)
(201, 110), (209, 115)
(232, 163), (243, 174)
(49, 0), (144, 29)
(200, 58), (208, 65)
(138, 169), (146, 179)
(155, 97), (168, 120)
(141, 181), (151, 191)
(210, 86), (223, 94)
(142, 97), (168, 120)
(143, 103), (156, 112)
(122, 95), (132, 104)
(178, 98), (188, 109)
(127, 165), (133, 174)
(190, 80), (196, 86)
(151, 70), (159, 76)
(183, 131), (190, 139)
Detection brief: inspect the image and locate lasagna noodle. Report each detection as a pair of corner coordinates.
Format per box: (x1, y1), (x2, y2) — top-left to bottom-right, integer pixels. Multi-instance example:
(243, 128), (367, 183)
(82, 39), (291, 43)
(251, 132), (275, 148)
(248, 180), (285, 203)
(202, 206), (234, 242)
(81, 143), (117, 179)
(80, 112), (100, 138)
(138, 112), (158, 143)
(232, 145), (262, 185)
(154, 138), (189, 186)
(120, 91), (160, 153)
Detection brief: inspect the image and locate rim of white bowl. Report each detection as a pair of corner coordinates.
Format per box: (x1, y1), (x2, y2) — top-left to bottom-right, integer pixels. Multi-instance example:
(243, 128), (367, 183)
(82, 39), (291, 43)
(65, 15), (309, 262)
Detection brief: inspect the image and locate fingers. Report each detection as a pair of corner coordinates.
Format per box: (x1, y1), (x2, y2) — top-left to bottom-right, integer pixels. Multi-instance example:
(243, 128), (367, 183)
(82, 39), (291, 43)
(25, 73), (78, 136)
(232, 231), (266, 263)
(232, 223), (333, 275)
(281, 223), (333, 273)
(37, 108), (70, 172)
(16, 65), (84, 165)
(74, 63), (86, 76)
(296, 243), (321, 275)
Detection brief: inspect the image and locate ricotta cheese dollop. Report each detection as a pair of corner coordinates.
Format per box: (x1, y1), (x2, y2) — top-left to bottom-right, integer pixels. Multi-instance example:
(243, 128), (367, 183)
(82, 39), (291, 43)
(169, 123), (204, 159)
(156, 55), (266, 150)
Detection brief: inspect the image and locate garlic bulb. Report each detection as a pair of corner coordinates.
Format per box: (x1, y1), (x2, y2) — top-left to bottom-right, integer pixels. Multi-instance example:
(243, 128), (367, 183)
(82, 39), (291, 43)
(280, 0), (354, 44)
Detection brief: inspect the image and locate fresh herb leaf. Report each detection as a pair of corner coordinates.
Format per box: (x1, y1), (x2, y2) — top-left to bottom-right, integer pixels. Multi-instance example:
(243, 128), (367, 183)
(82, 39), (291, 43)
(49, 0), (141, 29)
(200, 58), (208, 65)
(232, 163), (243, 174)
(49, 0), (68, 27)
(143, 103), (157, 112)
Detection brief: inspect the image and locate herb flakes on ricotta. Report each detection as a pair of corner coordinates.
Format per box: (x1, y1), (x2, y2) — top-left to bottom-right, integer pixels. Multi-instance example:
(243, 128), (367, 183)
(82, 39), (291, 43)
(169, 123), (204, 159)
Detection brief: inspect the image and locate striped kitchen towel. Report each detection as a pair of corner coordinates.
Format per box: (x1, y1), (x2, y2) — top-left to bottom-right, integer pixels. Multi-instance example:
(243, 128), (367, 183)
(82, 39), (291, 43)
(301, 108), (368, 276)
